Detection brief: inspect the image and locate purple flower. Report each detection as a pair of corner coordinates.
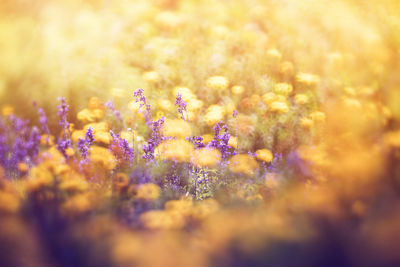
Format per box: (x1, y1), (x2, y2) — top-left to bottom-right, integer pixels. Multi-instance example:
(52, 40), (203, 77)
(175, 93), (187, 121)
(105, 101), (123, 123)
(208, 121), (234, 159)
(233, 110), (238, 118)
(186, 136), (205, 148)
(110, 130), (134, 163)
(142, 116), (165, 160)
(134, 89), (152, 125)
(78, 127), (95, 159)
(57, 97), (71, 155)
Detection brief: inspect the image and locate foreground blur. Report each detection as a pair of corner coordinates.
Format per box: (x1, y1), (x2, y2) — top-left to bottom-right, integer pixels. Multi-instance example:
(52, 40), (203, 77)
(1, 0), (400, 266)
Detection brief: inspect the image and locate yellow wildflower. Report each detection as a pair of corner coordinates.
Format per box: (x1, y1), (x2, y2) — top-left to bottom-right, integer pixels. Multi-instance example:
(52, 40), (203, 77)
(231, 85), (245, 95)
(269, 101), (289, 113)
(162, 119), (192, 138)
(142, 71), (160, 83)
(294, 94), (309, 105)
(206, 76), (229, 90)
(136, 183), (161, 201)
(229, 154), (259, 176)
(191, 148), (221, 168)
(274, 83), (293, 96)
(157, 139), (194, 162)
(256, 149), (273, 163)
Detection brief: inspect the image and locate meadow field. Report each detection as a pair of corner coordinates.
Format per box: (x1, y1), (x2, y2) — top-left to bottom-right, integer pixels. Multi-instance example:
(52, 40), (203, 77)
(1, 0), (400, 266)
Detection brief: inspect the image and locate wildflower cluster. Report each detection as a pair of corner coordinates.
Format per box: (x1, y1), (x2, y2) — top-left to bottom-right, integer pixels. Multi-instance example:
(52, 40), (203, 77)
(1, 0), (400, 266)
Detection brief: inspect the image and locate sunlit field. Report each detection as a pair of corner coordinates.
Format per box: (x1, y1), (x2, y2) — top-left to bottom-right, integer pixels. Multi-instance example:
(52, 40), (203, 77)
(1, 0), (400, 266)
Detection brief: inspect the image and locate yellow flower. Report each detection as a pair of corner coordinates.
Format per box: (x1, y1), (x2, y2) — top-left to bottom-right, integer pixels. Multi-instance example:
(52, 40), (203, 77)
(296, 72), (320, 86)
(65, 147), (75, 157)
(41, 134), (55, 145)
(62, 194), (91, 214)
(165, 199), (193, 216)
(140, 210), (184, 230)
(206, 76), (229, 90)
(18, 162), (29, 173)
(203, 105), (225, 126)
(266, 49), (282, 61)
(202, 134), (214, 145)
(59, 177), (88, 193)
(231, 85), (245, 95)
(274, 83), (293, 96)
(294, 94), (309, 105)
(157, 139), (194, 162)
(88, 97), (104, 110)
(262, 92), (277, 105)
(71, 130), (85, 143)
(110, 88), (125, 98)
(191, 148), (221, 168)
(173, 87), (195, 101)
(89, 146), (116, 170)
(256, 149), (273, 163)
(228, 136), (238, 149)
(269, 101), (289, 113)
(142, 71), (160, 83)
(157, 99), (173, 111)
(187, 98), (204, 111)
(310, 111), (326, 122)
(229, 154), (259, 176)
(280, 61), (294, 75)
(136, 183), (161, 201)
(162, 119), (192, 138)
(300, 117), (314, 129)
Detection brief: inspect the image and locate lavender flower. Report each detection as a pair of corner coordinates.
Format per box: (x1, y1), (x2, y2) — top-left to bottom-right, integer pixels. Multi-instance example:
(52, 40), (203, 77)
(186, 136), (205, 148)
(134, 89), (152, 125)
(233, 110), (238, 118)
(175, 93), (187, 121)
(105, 101), (123, 123)
(110, 130), (134, 163)
(57, 97), (71, 155)
(142, 116), (165, 160)
(78, 127), (95, 159)
(208, 121), (235, 159)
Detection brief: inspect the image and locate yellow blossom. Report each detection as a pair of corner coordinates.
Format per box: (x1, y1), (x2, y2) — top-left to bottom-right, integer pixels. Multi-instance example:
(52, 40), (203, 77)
(206, 76), (229, 90)
(294, 94), (309, 105)
(191, 148), (221, 168)
(136, 183), (161, 201)
(231, 85), (245, 95)
(229, 154), (259, 176)
(274, 83), (293, 96)
(162, 119), (192, 138)
(269, 101), (289, 113)
(156, 139), (194, 162)
(256, 149), (273, 163)
(142, 71), (160, 83)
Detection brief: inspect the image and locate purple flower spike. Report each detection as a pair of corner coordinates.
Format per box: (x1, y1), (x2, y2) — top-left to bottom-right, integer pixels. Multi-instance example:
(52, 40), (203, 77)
(175, 93), (187, 121)
(110, 130), (134, 163)
(57, 97), (71, 155)
(78, 127), (95, 159)
(105, 101), (123, 123)
(134, 89), (152, 125)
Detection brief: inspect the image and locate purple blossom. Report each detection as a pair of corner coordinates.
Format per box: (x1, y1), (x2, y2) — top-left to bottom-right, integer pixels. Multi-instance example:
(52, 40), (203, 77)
(186, 136), (205, 148)
(143, 116), (165, 160)
(233, 110), (238, 118)
(134, 89), (152, 125)
(110, 130), (134, 163)
(208, 121), (235, 159)
(78, 127), (95, 159)
(105, 101), (123, 123)
(175, 93), (187, 121)
(57, 97), (71, 156)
